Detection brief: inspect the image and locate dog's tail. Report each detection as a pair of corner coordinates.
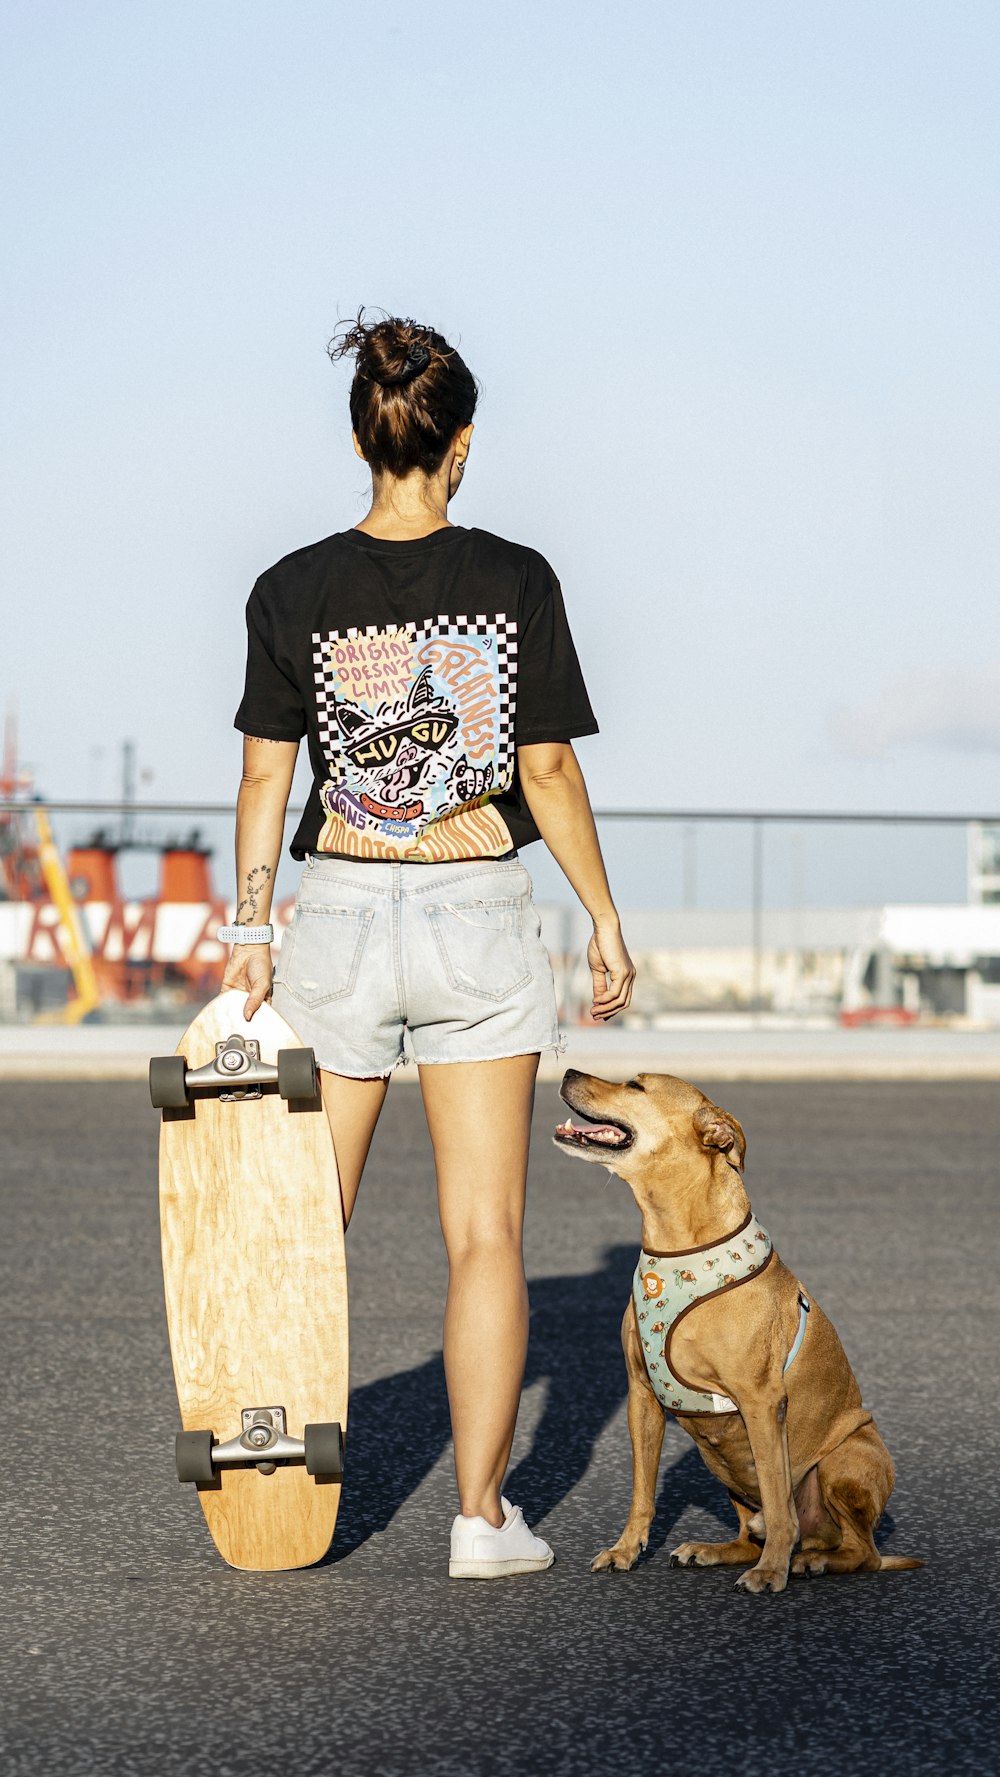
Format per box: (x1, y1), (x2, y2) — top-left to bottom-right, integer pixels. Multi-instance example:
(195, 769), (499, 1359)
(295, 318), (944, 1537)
(878, 1554), (924, 1571)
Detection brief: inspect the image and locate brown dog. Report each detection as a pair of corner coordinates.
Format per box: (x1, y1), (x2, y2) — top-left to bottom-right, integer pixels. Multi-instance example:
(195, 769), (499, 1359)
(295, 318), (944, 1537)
(555, 1069), (921, 1593)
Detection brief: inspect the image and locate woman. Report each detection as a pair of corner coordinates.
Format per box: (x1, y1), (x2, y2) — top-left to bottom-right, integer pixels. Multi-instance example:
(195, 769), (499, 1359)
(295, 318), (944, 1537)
(223, 312), (635, 1578)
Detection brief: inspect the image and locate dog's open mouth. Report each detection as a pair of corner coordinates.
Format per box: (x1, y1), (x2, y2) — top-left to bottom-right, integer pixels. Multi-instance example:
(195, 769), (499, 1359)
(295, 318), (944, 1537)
(554, 1110), (634, 1152)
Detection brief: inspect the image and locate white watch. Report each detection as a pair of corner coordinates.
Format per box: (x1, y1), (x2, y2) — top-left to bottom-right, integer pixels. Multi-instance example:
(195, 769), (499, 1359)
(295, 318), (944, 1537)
(218, 923), (274, 945)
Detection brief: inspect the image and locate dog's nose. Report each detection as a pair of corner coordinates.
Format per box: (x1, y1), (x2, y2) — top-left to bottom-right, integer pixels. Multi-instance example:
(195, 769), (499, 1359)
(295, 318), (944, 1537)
(561, 1067), (582, 1083)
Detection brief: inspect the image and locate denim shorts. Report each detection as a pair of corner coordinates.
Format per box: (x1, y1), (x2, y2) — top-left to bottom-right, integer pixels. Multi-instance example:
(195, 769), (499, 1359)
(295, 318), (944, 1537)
(271, 853), (565, 1078)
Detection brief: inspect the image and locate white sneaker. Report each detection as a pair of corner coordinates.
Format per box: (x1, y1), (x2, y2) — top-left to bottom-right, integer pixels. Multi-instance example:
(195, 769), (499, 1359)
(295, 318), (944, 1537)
(449, 1495), (555, 1579)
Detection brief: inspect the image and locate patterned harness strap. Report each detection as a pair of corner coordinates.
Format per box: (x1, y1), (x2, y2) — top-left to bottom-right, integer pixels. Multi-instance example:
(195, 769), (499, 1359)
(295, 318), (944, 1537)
(633, 1210), (809, 1417)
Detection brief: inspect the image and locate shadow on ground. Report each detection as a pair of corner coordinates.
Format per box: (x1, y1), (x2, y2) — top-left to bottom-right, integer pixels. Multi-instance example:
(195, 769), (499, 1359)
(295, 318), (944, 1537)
(332, 1241), (733, 1560)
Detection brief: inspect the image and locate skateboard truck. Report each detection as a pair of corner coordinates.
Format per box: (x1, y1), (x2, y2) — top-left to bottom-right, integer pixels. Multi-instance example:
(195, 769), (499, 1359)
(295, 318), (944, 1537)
(175, 1410), (344, 1485)
(207, 1035), (268, 1103)
(150, 1036), (318, 1110)
(216, 1407), (298, 1475)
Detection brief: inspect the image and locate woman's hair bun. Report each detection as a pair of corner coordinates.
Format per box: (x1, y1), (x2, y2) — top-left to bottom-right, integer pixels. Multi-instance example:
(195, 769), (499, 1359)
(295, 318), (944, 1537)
(370, 338), (431, 387)
(349, 327), (426, 388)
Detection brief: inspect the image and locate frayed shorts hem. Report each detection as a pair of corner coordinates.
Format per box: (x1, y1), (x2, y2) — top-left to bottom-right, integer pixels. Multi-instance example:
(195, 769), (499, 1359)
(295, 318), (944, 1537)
(410, 1035), (565, 1068)
(315, 1031), (567, 1078)
(314, 1058), (399, 1080)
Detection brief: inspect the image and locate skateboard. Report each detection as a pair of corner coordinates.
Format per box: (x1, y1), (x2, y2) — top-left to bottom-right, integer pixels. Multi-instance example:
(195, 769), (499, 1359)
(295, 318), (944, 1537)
(151, 989), (347, 1571)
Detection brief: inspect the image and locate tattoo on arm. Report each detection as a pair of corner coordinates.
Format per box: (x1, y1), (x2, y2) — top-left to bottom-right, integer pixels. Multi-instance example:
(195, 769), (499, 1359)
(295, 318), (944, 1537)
(247, 736), (284, 745)
(236, 865), (272, 923)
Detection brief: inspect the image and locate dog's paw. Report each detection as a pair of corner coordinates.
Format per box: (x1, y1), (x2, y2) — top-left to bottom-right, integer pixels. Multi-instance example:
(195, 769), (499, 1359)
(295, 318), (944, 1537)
(670, 1540), (728, 1567)
(669, 1542), (704, 1567)
(735, 1561), (789, 1595)
(670, 1539), (760, 1568)
(792, 1553), (828, 1578)
(591, 1543), (639, 1573)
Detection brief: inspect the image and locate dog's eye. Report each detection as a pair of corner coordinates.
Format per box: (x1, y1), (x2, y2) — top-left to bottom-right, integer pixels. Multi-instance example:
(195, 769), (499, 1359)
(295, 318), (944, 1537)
(626, 1079), (644, 1091)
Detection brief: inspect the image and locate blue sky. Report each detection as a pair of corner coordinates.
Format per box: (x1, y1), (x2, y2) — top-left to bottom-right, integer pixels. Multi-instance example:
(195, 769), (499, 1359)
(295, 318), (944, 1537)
(3, 1), (998, 903)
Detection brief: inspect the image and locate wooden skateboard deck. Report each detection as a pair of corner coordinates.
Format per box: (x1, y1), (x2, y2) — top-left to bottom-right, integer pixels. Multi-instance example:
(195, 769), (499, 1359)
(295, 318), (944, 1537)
(157, 990), (347, 1571)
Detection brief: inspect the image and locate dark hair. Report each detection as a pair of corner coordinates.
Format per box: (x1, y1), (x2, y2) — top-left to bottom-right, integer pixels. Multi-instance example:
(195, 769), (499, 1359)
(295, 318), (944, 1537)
(327, 308), (479, 479)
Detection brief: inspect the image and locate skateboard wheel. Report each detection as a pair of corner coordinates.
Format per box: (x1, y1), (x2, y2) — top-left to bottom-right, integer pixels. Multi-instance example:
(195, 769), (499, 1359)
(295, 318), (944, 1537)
(150, 1055), (190, 1110)
(176, 1429), (215, 1484)
(277, 1047), (318, 1102)
(304, 1422), (344, 1480)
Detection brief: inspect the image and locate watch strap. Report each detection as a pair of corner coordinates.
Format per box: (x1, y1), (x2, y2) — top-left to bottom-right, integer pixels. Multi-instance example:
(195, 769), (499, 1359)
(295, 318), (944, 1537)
(217, 923), (274, 945)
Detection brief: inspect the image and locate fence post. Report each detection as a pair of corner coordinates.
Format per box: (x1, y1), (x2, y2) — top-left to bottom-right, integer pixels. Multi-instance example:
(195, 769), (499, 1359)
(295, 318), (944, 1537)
(751, 817), (763, 1018)
(682, 821), (697, 908)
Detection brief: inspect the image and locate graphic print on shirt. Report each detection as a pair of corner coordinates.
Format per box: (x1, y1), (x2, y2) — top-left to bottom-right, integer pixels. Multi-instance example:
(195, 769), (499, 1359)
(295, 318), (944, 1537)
(311, 615), (518, 861)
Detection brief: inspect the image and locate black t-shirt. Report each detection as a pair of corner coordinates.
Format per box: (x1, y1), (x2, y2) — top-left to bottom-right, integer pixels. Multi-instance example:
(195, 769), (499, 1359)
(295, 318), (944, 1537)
(234, 524), (599, 862)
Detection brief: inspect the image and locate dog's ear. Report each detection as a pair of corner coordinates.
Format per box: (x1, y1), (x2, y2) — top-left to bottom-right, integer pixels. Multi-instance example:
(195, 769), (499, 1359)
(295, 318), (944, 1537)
(693, 1103), (746, 1170)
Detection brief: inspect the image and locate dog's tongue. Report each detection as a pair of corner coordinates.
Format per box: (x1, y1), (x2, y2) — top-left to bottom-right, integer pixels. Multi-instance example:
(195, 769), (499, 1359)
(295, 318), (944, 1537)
(555, 1117), (627, 1146)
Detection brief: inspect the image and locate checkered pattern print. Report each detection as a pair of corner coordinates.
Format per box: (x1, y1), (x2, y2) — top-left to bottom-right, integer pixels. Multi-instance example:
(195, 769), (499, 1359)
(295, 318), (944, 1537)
(311, 613), (518, 778)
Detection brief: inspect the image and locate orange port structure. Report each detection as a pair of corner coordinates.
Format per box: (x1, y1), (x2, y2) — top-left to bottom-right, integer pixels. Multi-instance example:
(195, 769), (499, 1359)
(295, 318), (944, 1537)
(1, 708), (282, 1016)
(158, 843), (215, 905)
(60, 830), (231, 1006)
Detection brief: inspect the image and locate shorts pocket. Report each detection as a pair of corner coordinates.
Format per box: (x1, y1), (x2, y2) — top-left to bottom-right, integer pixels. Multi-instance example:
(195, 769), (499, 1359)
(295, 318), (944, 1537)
(278, 904), (373, 1006)
(424, 897), (532, 1002)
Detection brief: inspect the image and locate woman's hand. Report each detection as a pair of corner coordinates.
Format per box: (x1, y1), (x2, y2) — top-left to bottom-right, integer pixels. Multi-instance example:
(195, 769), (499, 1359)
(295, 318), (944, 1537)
(221, 945), (274, 1022)
(587, 918), (636, 1021)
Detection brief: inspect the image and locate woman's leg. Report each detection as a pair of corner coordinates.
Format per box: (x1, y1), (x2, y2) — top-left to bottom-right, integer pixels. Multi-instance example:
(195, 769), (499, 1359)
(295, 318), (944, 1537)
(319, 1070), (391, 1227)
(418, 1052), (539, 1526)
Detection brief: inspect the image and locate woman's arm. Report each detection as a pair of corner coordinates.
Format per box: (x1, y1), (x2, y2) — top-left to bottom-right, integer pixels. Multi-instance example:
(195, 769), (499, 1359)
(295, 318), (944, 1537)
(221, 736), (299, 1019)
(517, 741), (635, 1021)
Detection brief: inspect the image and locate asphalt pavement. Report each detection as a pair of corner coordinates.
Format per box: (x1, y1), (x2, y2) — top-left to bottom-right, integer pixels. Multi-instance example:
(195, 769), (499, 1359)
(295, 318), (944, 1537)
(2, 1075), (997, 1775)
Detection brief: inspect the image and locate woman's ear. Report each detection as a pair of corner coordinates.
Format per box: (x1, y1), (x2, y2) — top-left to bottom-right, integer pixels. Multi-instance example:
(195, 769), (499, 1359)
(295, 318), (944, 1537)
(447, 423), (474, 499)
(351, 430), (367, 462)
(692, 1103), (747, 1171)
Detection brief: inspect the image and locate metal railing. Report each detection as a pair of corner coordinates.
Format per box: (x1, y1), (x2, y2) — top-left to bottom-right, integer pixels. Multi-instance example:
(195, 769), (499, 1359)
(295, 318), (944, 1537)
(1, 799), (997, 1027)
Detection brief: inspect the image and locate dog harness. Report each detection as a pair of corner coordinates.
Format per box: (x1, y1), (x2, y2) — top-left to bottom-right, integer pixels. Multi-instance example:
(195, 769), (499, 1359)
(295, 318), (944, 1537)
(633, 1209), (810, 1417)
